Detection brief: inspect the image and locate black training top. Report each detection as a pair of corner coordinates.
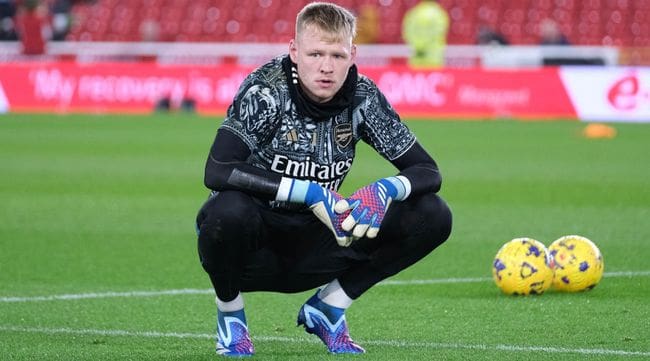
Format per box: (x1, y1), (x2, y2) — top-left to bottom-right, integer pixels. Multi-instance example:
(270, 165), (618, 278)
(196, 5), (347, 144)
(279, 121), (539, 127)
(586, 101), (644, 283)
(203, 55), (441, 208)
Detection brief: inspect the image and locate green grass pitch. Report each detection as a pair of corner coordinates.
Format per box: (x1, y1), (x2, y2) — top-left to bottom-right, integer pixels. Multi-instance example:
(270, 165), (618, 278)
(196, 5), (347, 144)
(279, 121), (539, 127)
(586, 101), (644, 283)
(1, 113), (649, 360)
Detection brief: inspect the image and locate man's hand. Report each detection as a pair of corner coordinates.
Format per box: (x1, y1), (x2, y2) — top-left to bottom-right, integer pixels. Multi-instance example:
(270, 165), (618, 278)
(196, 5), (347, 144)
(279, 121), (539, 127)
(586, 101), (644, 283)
(334, 176), (410, 239)
(304, 184), (353, 247)
(276, 178), (352, 246)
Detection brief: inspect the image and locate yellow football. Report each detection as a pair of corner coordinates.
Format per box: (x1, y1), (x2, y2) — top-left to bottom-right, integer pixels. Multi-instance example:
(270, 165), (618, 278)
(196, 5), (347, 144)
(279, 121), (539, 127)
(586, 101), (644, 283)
(549, 235), (604, 292)
(492, 238), (554, 295)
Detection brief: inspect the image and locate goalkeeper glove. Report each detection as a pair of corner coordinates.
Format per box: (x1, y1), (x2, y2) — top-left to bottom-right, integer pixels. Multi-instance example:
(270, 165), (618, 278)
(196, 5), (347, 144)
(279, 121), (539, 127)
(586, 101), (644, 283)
(276, 178), (352, 247)
(334, 176), (411, 239)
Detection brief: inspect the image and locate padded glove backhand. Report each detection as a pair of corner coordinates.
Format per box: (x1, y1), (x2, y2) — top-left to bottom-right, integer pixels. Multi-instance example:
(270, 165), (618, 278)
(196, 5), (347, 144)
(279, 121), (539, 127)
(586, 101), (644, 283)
(276, 178), (352, 247)
(304, 184), (353, 247)
(334, 176), (410, 239)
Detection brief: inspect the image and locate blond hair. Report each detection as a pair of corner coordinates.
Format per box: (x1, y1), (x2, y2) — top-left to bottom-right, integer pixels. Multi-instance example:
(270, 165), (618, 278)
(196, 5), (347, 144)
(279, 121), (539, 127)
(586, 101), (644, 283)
(295, 2), (357, 41)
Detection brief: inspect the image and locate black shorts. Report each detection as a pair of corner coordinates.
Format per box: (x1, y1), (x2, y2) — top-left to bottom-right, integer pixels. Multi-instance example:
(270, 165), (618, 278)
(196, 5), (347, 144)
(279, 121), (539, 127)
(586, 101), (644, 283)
(197, 190), (452, 299)
(197, 193), (368, 294)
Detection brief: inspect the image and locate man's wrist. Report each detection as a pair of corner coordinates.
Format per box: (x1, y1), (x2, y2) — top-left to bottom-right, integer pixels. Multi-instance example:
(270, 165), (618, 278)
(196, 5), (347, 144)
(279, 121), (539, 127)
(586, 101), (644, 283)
(382, 176), (411, 201)
(276, 177), (311, 203)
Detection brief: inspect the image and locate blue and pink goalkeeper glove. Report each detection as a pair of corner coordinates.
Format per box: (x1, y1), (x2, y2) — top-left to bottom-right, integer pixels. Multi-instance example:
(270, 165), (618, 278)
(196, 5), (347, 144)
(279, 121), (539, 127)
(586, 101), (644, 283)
(276, 178), (352, 246)
(334, 176), (411, 239)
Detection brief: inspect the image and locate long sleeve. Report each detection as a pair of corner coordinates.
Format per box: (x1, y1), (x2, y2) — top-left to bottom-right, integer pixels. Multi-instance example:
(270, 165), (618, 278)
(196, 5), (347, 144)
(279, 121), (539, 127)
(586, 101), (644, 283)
(204, 128), (283, 200)
(391, 141), (442, 195)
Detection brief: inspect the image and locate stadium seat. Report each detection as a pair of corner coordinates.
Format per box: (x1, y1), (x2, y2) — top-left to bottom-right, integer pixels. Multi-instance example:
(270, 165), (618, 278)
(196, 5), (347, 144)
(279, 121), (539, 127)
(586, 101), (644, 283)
(63, 0), (646, 46)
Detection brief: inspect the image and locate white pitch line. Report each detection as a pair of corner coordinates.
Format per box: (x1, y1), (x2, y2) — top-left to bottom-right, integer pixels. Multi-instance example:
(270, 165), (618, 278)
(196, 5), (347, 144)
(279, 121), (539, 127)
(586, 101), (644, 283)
(0, 325), (648, 358)
(1, 271), (649, 303)
(0, 289), (211, 303)
(0, 288), (214, 303)
(380, 276), (491, 285)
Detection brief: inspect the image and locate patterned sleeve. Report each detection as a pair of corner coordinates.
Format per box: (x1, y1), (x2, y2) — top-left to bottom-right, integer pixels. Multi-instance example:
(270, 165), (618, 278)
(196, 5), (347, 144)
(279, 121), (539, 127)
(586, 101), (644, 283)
(220, 78), (281, 151)
(358, 78), (416, 161)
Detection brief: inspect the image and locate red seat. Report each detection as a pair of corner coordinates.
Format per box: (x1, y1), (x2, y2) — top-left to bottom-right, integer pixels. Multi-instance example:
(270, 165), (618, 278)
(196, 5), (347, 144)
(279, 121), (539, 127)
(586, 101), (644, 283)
(65, 0), (646, 46)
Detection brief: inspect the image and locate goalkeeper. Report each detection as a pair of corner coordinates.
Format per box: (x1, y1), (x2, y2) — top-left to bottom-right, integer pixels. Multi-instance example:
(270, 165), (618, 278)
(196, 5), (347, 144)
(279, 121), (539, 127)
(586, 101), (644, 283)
(195, 2), (452, 357)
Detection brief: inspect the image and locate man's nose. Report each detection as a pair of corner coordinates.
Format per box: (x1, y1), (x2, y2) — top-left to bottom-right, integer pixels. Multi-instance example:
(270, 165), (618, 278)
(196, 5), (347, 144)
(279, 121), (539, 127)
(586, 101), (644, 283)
(320, 56), (334, 73)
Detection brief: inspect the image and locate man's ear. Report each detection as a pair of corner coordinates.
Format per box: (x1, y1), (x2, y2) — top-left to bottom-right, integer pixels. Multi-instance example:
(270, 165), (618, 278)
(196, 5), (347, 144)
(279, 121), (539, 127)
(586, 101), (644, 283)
(350, 44), (357, 63)
(289, 39), (298, 63)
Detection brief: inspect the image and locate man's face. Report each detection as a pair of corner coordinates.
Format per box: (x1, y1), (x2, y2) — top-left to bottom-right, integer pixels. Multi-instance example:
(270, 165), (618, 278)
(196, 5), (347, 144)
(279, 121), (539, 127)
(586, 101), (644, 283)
(289, 25), (356, 103)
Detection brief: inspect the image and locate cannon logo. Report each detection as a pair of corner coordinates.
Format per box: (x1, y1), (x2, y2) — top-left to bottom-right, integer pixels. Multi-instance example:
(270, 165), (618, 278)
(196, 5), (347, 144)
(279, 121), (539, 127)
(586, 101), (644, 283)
(334, 123), (352, 149)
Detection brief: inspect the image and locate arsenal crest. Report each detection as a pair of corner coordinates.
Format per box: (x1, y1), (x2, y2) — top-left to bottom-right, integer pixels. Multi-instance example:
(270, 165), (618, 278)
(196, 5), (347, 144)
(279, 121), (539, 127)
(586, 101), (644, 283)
(334, 123), (353, 149)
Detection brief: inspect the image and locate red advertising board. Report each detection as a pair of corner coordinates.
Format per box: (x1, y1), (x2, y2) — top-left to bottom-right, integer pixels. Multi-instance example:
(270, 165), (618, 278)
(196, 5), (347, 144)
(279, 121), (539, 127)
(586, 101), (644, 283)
(0, 62), (254, 114)
(362, 67), (576, 119)
(0, 62), (578, 119)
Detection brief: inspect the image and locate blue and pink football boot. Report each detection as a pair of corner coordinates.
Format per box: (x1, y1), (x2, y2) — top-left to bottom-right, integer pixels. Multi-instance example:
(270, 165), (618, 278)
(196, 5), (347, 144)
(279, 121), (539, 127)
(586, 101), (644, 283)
(216, 309), (254, 357)
(297, 292), (365, 354)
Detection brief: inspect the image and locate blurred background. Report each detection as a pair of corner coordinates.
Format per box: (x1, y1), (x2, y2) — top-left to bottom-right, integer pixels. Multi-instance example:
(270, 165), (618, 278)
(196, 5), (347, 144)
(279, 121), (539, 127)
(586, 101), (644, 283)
(3, 4), (650, 360)
(0, 0), (649, 120)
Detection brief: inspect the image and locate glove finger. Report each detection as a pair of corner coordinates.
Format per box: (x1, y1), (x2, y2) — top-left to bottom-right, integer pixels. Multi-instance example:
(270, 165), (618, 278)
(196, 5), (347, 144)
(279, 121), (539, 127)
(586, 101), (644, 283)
(366, 205), (386, 239)
(335, 234), (352, 247)
(311, 201), (342, 232)
(350, 205), (369, 223)
(334, 199), (351, 213)
(352, 223), (369, 239)
(366, 226), (380, 239)
(312, 202), (353, 243)
(341, 214), (357, 232)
